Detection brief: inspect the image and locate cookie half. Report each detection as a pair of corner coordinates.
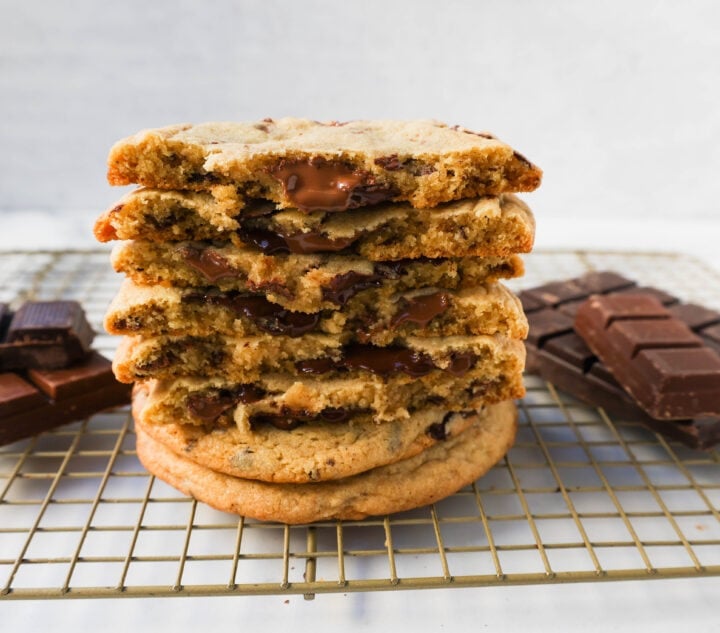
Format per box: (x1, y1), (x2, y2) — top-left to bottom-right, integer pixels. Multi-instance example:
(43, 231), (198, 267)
(133, 382), (487, 483)
(104, 279), (528, 343)
(112, 332), (526, 384)
(95, 190), (535, 260)
(134, 352), (525, 429)
(107, 119), (541, 207)
(134, 399), (518, 523)
(110, 240), (523, 312)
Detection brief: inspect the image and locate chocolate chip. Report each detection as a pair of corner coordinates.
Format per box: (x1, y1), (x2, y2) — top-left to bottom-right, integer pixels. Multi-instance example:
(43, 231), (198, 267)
(374, 155), (403, 171)
(187, 172), (220, 184)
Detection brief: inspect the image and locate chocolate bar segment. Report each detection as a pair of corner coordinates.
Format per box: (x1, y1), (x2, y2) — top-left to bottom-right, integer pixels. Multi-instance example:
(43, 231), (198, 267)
(522, 271), (720, 449)
(0, 373), (46, 417)
(0, 301), (95, 370)
(0, 352), (131, 446)
(575, 293), (720, 420)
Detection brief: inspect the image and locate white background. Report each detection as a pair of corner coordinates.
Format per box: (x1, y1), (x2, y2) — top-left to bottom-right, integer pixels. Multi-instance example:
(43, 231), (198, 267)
(1, 0), (719, 262)
(1, 1), (719, 630)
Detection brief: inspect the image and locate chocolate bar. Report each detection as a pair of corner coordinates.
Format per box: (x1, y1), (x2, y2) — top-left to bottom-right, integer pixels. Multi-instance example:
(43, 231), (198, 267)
(520, 272), (720, 450)
(0, 352), (131, 445)
(575, 293), (720, 420)
(0, 301), (95, 370)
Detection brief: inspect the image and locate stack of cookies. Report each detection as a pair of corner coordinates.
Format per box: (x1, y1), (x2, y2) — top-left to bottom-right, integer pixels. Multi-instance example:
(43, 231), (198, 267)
(94, 119), (542, 523)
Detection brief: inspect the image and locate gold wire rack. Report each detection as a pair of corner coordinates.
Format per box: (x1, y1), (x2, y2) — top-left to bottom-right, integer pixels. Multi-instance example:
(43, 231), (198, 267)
(0, 249), (718, 600)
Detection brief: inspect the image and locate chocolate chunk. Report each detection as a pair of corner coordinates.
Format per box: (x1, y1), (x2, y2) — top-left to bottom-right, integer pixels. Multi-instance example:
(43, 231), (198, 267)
(239, 227), (359, 255)
(575, 294), (720, 420)
(250, 406), (357, 431)
(187, 390), (239, 421)
(268, 159), (376, 212)
(237, 228), (290, 254)
(322, 271), (384, 305)
(347, 184), (398, 207)
(282, 230), (357, 254)
(0, 301), (95, 371)
(0, 352), (131, 446)
(295, 345), (476, 378)
(295, 357), (336, 375)
(241, 199), (277, 218)
(374, 155), (403, 171)
(523, 271), (720, 449)
(184, 290), (320, 337)
(187, 384), (265, 422)
(342, 345), (437, 377)
(187, 171), (220, 185)
(320, 260), (417, 305)
(446, 351), (475, 376)
(176, 244), (237, 282)
(390, 291), (451, 328)
(426, 413), (452, 440)
(268, 158), (397, 211)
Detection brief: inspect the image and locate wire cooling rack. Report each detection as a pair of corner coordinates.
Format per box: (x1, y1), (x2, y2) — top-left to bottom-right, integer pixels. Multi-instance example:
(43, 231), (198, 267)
(0, 249), (718, 600)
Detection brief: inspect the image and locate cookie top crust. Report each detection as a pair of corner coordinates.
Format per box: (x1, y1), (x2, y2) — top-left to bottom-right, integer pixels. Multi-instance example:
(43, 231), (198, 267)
(107, 118), (542, 209)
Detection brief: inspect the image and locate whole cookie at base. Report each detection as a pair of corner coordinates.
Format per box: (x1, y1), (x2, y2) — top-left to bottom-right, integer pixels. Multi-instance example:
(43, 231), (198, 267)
(134, 400), (517, 523)
(133, 382), (484, 483)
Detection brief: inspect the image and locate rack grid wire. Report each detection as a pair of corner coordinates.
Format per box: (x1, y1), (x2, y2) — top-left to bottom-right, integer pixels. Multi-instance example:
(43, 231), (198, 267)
(0, 249), (718, 600)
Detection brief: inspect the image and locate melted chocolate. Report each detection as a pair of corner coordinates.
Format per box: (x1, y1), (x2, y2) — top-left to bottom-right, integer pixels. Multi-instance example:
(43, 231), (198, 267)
(446, 352), (476, 376)
(187, 391), (237, 421)
(187, 385), (265, 422)
(342, 345), (436, 377)
(426, 412), (455, 440)
(295, 357), (336, 375)
(239, 227), (358, 255)
(322, 271), (384, 305)
(176, 244), (236, 282)
(184, 290), (319, 337)
(391, 292), (451, 328)
(242, 200), (277, 217)
(295, 345), (476, 377)
(269, 158), (395, 211)
(250, 406), (357, 431)
(374, 155), (403, 171)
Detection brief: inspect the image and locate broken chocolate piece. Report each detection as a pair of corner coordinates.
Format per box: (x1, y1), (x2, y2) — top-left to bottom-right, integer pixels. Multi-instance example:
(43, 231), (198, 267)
(391, 291), (451, 328)
(522, 271), (720, 449)
(0, 352), (131, 446)
(0, 301), (95, 371)
(575, 293), (720, 420)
